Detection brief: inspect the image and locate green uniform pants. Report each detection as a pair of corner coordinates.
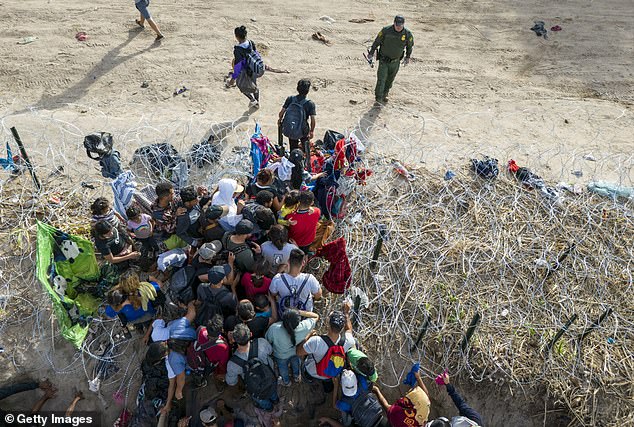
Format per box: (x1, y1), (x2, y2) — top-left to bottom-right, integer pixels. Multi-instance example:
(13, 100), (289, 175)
(375, 59), (400, 101)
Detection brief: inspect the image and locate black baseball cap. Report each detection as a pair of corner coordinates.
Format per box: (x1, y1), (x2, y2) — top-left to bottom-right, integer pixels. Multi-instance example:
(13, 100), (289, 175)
(206, 205), (227, 220)
(235, 219), (254, 235)
(207, 264), (231, 284)
(394, 15), (405, 25)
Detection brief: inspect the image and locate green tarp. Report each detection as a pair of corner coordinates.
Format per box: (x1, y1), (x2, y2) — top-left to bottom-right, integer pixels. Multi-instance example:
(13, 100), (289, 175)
(36, 221), (101, 348)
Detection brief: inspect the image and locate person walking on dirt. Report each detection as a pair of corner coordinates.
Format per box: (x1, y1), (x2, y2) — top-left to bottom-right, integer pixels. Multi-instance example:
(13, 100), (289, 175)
(226, 26), (262, 109)
(367, 15), (414, 104)
(134, 0), (164, 41)
(278, 79), (317, 155)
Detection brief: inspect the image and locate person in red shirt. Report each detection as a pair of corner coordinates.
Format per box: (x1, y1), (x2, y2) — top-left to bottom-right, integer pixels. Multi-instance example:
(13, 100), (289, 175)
(287, 191), (321, 251)
(240, 257), (273, 300)
(197, 314), (231, 382)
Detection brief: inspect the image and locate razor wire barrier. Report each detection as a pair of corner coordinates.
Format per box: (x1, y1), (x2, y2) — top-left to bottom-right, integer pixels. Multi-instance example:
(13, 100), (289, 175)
(0, 101), (632, 426)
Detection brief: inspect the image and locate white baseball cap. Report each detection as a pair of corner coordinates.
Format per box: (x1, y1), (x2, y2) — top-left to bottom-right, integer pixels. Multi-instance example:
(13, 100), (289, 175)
(341, 369), (358, 397)
(199, 407), (217, 424)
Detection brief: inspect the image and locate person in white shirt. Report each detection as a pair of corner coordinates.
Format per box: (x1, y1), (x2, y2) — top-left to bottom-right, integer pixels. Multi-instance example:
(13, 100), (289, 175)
(269, 249), (322, 313)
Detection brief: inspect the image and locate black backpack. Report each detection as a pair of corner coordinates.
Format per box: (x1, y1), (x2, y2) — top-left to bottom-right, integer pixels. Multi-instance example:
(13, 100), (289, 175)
(84, 132), (114, 160)
(230, 340), (277, 404)
(168, 265), (196, 304)
(281, 97), (308, 140)
(350, 392), (384, 427)
(195, 286), (230, 327)
(131, 143), (184, 176)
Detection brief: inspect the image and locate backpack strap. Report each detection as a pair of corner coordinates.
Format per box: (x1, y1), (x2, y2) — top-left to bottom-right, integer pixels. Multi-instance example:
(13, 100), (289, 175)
(320, 334), (335, 348)
(280, 274), (294, 295)
(297, 275), (311, 305)
(249, 338), (259, 360)
(195, 328), (225, 352)
(229, 338), (259, 370)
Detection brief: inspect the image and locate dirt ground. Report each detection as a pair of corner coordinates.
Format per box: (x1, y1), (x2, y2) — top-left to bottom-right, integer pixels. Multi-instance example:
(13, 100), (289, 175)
(0, 0), (632, 425)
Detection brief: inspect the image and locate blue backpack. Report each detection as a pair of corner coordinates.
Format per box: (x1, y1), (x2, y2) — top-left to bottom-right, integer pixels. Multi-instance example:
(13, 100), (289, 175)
(245, 41), (265, 78)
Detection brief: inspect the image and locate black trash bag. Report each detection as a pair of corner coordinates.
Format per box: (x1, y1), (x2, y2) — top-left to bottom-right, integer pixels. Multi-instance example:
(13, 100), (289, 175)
(323, 130), (345, 151)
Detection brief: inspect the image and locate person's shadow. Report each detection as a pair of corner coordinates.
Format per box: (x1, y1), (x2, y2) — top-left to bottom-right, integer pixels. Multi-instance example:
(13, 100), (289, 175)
(26, 28), (156, 112)
(351, 103), (382, 147)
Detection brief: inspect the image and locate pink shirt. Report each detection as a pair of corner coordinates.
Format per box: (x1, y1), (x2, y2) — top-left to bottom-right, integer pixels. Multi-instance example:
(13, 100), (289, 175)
(241, 273), (272, 300)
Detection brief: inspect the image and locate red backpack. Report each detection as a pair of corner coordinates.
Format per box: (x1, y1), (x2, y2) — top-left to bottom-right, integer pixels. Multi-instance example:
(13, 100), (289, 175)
(315, 335), (346, 378)
(186, 327), (226, 375)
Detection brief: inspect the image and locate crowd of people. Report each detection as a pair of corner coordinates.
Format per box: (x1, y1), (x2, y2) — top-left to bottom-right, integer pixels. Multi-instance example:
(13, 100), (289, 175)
(0, 8), (485, 427)
(82, 165), (485, 427)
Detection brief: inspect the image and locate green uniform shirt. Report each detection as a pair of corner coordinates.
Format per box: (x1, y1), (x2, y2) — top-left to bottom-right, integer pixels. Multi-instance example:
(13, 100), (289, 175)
(370, 25), (414, 60)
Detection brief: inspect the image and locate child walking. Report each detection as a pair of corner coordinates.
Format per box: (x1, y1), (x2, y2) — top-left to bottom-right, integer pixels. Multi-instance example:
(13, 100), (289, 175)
(134, 0), (164, 41)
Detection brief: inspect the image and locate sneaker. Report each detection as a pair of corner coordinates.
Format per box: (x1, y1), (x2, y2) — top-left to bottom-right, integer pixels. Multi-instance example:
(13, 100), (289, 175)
(249, 100), (260, 109)
(293, 375), (301, 383)
(278, 376), (291, 387)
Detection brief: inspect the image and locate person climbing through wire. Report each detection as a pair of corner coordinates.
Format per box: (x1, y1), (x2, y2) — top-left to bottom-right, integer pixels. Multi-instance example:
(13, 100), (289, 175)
(367, 15), (414, 104)
(425, 371), (484, 427)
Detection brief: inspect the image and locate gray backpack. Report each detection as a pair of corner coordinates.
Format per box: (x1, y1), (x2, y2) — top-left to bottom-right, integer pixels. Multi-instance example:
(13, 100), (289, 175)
(281, 97), (308, 140)
(350, 392), (384, 427)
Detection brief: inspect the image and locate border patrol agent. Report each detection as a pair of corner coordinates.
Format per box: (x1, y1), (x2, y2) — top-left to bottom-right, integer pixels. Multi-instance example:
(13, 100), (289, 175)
(368, 15), (414, 103)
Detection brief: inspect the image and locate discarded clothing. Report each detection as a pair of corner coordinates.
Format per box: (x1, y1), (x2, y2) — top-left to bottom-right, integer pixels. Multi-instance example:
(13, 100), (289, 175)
(508, 159), (561, 203)
(588, 181), (634, 199)
(111, 171), (137, 220)
(266, 157), (294, 181)
(316, 237), (351, 294)
(508, 159), (544, 189)
(250, 123), (276, 179)
(157, 248), (187, 271)
(0, 142), (16, 171)
(100, 151), (123, 179)
(530, 21), (548, 39)
(471, 156), (499, 179)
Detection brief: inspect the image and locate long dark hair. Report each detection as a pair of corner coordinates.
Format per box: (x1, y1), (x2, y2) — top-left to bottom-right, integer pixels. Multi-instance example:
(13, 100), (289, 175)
(282, 309), (301, 345)
(268, 224), (288, 251)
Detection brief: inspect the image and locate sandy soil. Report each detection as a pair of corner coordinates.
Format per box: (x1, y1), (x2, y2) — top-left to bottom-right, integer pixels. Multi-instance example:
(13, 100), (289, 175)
(0, 0), (632, 425)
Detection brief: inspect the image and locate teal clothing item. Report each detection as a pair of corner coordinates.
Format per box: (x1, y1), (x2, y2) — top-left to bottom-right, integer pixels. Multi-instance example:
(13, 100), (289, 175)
(375, 59), (400, 101)
(265, 318), (316, 360)
(369, 25), (414, 61)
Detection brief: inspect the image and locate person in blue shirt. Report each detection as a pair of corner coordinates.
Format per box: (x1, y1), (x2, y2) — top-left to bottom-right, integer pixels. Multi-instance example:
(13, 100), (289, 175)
(105, 280), (160, 324)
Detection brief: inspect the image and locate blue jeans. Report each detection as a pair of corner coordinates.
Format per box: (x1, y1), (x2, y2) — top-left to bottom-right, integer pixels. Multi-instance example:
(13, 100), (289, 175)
(252, 388), (279, 411)
(275, 356), (300, 384)
(135, 0), (151, 19)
